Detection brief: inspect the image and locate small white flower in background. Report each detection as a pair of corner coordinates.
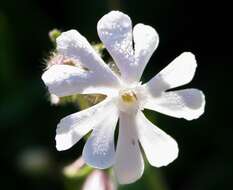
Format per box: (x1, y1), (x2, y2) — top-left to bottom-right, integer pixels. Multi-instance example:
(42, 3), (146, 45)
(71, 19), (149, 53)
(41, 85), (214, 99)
(42, 11), (205, 184)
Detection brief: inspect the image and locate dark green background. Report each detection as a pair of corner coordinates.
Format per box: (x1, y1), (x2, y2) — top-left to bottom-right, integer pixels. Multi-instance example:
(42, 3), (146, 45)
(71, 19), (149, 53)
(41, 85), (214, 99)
(0, 0), (232, 189)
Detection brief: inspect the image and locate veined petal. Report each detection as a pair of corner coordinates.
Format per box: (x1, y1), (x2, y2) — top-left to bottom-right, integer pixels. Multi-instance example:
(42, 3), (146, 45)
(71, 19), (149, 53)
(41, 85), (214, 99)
(55, 98), (112, 151)
(146, 52), (197, 95)
(82, 105), (119, 169)
(136, 112), (178, 167)
(133, 24), (159, 81)
(42, 64), (118, 97)
(56, 29), (120, 86)
(97, 11), (135, 82)
(114, 112), (144, 184)
(144, 89), (205, 120)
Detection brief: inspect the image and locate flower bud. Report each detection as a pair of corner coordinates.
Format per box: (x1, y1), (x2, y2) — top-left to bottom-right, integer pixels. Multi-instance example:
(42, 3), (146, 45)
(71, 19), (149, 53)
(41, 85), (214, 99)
(46, 53), (80, 69)
(63, 157), (93, 178)
(82, 170), (116, 190)
(50, 94), (60, 105)
(63, 157), (85, 178)
(49, 29), (61, 43)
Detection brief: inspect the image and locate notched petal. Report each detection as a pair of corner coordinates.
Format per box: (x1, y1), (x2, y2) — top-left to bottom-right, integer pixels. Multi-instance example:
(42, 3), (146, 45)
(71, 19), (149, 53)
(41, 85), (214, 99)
(56, 29), (120, 87)
(82, 106), (119, 169)
(42, 64), (118, 97)
(55, 99), (112, 151)
(97, 11), (135, 82)
(114, 113), (144, 184)
(146, 52), (197, 94)
(144, 89), (206, 120)
(133, 24), (159, 81)
(136, 112), (179, 167)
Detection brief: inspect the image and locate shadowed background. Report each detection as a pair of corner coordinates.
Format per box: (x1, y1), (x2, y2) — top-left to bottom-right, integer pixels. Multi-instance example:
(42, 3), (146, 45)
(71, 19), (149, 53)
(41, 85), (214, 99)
(0, 0), (232, 190)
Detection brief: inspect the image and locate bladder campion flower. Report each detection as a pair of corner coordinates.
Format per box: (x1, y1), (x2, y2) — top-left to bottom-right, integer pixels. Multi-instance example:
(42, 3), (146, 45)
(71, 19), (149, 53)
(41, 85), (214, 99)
(42, 11), (205, 184)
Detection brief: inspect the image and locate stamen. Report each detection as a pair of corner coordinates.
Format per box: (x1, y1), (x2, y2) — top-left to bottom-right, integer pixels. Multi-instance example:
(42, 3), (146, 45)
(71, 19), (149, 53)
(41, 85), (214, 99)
(120, 90), (137, 103)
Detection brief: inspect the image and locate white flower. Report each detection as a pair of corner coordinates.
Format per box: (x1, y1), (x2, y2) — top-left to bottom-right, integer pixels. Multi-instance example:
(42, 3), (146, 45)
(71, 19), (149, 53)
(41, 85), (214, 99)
(42, 11), (205, 184)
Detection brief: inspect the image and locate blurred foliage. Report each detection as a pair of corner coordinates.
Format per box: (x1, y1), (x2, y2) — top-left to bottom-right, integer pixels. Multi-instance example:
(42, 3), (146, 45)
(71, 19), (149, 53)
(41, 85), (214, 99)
(0, 0), (232, 190)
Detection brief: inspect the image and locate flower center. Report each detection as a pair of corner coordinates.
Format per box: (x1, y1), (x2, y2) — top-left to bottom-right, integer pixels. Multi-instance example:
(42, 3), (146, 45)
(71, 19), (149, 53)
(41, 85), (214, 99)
(120, 89), (137, 104)
(117, 84), (144, 113)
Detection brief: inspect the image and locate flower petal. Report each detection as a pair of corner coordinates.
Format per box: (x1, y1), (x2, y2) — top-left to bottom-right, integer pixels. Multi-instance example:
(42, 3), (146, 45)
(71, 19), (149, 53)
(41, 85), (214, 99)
(56, 29), (120, 86)
(42, 64), (118, 97)
(136, 111), (178, 167)
(133, 24), (159, 81)
(55, 98), (112, 151)
(82, 105), (118, 169)
(144, 89), (205, 120)
(97, 11), (135, 82)
(146, 52), (197, 95)
(114, 112), (144, 184)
